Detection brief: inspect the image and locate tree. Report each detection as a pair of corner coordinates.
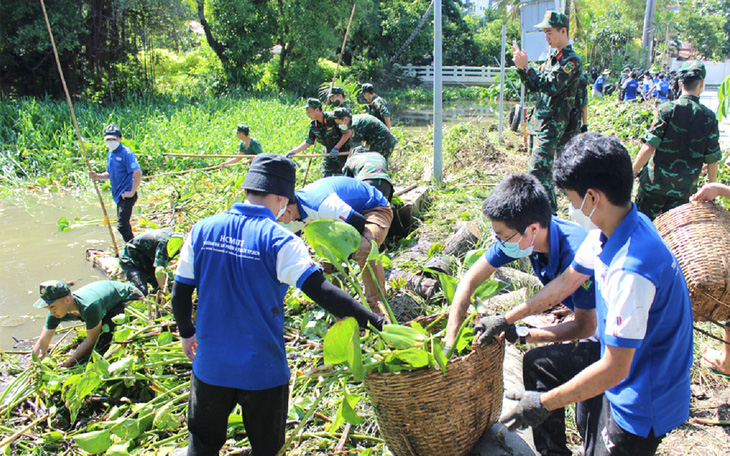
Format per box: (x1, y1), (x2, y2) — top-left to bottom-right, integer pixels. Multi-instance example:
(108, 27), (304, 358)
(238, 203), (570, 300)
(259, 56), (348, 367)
(677, 0), (728, 60)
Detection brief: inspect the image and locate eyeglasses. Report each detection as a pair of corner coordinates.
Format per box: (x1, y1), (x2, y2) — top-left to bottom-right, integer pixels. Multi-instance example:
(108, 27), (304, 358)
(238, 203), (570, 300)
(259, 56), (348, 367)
(490, 228), (521, 247)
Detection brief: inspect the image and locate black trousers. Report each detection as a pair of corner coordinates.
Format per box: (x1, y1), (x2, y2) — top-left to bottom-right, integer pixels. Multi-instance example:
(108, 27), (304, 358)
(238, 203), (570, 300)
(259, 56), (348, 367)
(125, 267), (153, 296)
(186, 373), (289, 456)
(93, 303), (126, 357)
(523, 340), (602, 456)
(117, 192), (137, 243)
(591, 395), (664, 456)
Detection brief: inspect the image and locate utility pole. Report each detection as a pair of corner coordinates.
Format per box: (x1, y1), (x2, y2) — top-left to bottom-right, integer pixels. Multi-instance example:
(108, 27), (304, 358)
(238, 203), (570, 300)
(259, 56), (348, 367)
(433, 0), (443, 183)
(641, 0), (656, 67)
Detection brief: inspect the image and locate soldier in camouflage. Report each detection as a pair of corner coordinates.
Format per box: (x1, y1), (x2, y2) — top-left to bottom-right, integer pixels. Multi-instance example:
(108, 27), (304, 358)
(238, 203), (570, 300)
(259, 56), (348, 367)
(332, 108), (398, 160)
(561, 71), (590, 147)
(328, 86), (351, 113)
(513, 11), (582, 211)
(361, 83), (392, 129)
(286, 98), (352, 176)
(342, 146), (394, 201)
(120, 228), (184, 295)
(632, 60), (721, 220)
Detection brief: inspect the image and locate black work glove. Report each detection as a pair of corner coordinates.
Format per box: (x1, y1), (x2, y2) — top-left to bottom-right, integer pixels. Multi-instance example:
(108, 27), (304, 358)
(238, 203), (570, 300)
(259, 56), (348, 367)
(500, 390), (551, 431)
(580, 124), (588, 133)
(474, 315), (517, 345)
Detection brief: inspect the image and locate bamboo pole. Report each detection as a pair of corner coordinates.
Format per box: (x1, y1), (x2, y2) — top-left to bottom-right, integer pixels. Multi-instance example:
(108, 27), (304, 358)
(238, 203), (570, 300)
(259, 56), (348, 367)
(330, 3), (357, 89)
(40, 0), (120, 256)
(162, 152), (349, 159)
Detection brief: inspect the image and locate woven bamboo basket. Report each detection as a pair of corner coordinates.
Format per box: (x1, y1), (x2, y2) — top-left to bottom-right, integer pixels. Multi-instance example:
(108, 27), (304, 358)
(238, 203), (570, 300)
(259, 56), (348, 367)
(362, 314), (504, 456)
(653, 201), (730, 321)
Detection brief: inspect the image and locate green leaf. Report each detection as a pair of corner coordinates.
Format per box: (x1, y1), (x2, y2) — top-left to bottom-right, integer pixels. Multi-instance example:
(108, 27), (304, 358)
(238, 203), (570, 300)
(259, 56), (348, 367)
(380, 253), (392, 269)
(366, 239), (380, 262)
(387, 347), (430, 369)
(57, 217), (70, 232)
(157, 331), (173, 346)
(473, 278), (509, 302)
(323, 317), (358, 365)
(113, 327), (132, 343)
(429, 271), (458, 305)
(153, 404), (179, 431)
(346, 323), (364, 382)
(432, 338), (448, 375)
(330, 383), (363, 433)
(167, 235), (184, 258)
(74, 429), (112, 454)
(227, 413), (244, 428)
(104, 441), (131, 456)
(107, 357), (134, 374)
(90, 351), (110, 378)
(303, 220), (361, 264)
(427, 242), (445, 258)
(111, 313), (127, 325)
(110, 418), (142, 440)
(463, 249), (486, 270)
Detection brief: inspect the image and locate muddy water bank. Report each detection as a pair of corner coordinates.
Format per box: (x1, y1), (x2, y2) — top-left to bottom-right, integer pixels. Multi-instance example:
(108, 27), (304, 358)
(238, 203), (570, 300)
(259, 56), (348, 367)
(0, 191), (112, 351)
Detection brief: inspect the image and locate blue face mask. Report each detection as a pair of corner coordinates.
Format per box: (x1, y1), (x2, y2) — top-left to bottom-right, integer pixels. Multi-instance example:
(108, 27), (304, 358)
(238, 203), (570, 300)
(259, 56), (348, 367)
(497, 232), (534, 258)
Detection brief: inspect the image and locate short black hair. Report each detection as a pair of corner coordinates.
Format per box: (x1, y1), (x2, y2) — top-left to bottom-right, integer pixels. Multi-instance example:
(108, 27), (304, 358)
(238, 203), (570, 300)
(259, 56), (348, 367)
(681, 74), (702, 91)
(630, 72), (637, 79)
(552, 132), (633, 206)
(237, 124), (250, 135)
(482, 173), (551, 233)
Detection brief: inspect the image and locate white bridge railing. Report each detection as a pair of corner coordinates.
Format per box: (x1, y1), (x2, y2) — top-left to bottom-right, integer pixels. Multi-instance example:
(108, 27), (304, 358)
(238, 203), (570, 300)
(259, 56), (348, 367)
(401, 64), (515, 86)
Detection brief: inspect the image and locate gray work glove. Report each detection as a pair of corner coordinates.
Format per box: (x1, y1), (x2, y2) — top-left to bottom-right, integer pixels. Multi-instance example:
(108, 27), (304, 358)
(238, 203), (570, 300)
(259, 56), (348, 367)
(329, 147), (340, 157)
(285, 150), (296, 159)
(474, 315), (517, 345)
(500, 390), (551, 431)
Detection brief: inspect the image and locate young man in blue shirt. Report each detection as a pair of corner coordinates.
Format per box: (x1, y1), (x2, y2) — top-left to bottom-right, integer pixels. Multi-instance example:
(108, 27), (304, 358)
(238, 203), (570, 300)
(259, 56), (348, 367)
(171, 154), (383, 456)
(500, 133), (693, 455)
(278, 176), (393, 313)
(447, 173), (598, 456)
(89, 124), (142, 242)
(622, 73), (639, 102)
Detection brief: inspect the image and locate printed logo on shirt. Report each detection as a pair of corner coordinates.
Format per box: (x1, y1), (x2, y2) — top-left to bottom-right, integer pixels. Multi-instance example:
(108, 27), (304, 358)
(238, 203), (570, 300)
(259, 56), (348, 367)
(563, 61), (576, 74)
(613, 316), (622, 337)
(581, 278), (593, 290)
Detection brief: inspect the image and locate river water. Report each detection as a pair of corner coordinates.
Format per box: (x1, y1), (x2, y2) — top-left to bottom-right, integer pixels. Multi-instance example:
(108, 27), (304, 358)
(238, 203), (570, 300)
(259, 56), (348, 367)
(0, 192), (111, 351)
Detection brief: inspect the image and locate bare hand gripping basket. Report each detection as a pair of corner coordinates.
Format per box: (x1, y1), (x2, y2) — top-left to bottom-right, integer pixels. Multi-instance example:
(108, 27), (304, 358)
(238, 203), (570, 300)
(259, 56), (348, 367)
(653, 201), (730, 321)
(362, 314), (504, 456)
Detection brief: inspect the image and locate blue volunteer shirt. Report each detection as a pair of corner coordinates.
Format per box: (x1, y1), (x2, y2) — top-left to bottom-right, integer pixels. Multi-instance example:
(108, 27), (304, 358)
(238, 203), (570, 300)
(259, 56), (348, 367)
(174, 203), (321, 390)
(571, 204), (692, 437)
(656, 80), (670, 100)
(623, 79), (639, 102)
(295, 176), (388, 224)
(484, 216), (595, 311)
(106, 143), (140, 203)
(593, 75), (605, 94)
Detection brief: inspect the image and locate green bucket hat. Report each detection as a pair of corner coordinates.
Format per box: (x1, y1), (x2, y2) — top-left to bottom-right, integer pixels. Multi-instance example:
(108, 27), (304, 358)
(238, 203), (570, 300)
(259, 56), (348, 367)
(534, 10), (569, 30)
(678, 60), (706, 80)
(34, 280), (70, 308)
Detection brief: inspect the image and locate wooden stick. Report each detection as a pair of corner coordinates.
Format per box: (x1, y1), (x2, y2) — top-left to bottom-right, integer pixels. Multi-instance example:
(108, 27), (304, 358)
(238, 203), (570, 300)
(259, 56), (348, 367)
(162, 152), (349, 159)
(40, 0), (120, 256)
(144, 164), (221, 180)
(334, 422), (351, 453)
(693, 417), (730, 426)
(394, 183), (418, 197)
(302, 157), (314, 186)
(0, 413), (47, 448)
(331, 3), (357, 87)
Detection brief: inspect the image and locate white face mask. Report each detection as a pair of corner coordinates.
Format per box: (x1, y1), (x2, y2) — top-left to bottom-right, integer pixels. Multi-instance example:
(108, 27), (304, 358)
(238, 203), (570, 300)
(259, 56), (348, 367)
(338, 124), (348, 131)
(106, 140), (120, 151)
(275, 198), (288, 220)
(569, 193), (599, 231)
(280, 220), (305, 234)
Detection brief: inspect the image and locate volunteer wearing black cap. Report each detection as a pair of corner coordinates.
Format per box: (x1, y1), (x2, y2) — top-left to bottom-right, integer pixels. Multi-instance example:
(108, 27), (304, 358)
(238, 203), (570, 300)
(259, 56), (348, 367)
(286, 98), (352, 176)
(32, 280), (143, 367)
(170, 153), (383, 456)
(89, 124), (142, 242)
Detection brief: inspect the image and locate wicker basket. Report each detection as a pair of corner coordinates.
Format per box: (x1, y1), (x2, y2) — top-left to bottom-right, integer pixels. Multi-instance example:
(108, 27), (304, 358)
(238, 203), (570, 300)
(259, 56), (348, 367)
(653, 201), (730, 321)
(362, 315), (504, 456)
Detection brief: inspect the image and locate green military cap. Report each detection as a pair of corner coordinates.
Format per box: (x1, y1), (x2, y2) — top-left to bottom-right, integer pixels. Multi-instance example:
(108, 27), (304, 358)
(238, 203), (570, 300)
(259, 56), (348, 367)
(330, 87), (345, 96)
(34, 280), (70, 308)
(361, 83), (375, 93)
(333, 107), (351, 119)
(302, 98), (322, 109)
(534, 10), (569, 29)
(678, 60), (706, 79)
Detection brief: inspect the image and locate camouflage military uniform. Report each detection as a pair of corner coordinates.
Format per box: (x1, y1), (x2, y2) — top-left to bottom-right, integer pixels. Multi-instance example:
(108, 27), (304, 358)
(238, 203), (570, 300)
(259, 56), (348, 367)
(346, 114), (397, 160)
(305, 111), (351, 176)
(636, 94), (722, 219)
(561, 72), (589, 147)
(517, 43), (582, 210)
(343, 147), (394, 201)
(366, 95), (391, 125)
(120, 229), (175, 295)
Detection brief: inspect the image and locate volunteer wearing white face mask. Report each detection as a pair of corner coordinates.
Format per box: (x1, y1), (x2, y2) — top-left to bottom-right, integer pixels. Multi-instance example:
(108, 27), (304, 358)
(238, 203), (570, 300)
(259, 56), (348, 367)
(568, 192), (600, 231)
(89, 124), (143, 242)
(445, 173), (599, 456)
(332, 108), (397, 161)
